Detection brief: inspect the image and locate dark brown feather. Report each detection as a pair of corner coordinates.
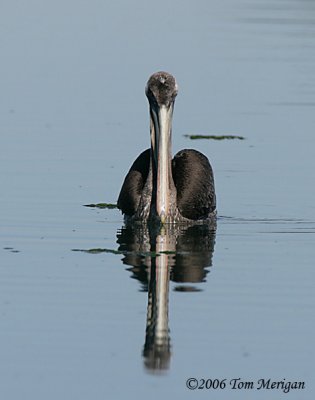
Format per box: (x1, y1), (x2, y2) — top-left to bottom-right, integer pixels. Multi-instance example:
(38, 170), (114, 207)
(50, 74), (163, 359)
(172, 149), (216, 220)
(117, 149), (150, 216)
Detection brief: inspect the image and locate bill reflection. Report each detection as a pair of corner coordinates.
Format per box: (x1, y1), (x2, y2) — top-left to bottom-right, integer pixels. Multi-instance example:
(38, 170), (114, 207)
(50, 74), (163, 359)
(117, 225), (216, 373)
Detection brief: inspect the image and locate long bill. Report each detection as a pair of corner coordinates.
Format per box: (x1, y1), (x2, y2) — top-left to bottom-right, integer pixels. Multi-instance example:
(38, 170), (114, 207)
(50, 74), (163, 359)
(150, 104), (173, 223)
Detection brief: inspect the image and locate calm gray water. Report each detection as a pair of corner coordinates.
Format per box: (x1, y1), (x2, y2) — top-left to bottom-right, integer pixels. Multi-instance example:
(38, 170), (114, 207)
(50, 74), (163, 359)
(1, 0), (314, 399)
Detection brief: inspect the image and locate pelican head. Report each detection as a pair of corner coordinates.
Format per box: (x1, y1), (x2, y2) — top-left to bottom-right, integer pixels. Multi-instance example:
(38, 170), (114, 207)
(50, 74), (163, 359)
(145, 72), (178, 223)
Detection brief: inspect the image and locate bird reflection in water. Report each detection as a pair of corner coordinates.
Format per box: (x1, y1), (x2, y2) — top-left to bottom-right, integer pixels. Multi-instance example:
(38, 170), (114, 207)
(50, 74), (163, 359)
(116, 224), (216, 373)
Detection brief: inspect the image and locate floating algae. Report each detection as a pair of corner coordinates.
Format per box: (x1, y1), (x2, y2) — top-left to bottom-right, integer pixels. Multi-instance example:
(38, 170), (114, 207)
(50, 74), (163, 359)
(184, 134), (245, 140)
(84, 203), (118, 209)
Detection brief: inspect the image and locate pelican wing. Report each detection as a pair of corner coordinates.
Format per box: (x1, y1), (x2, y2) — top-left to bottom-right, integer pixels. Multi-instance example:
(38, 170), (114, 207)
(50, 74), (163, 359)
(172, 149), (216, 220)
(117, 149), (150, 216)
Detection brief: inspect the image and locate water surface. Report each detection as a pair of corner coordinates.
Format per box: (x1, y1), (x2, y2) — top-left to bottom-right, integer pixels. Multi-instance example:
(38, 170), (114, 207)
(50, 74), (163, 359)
(1, 0), (314, 399)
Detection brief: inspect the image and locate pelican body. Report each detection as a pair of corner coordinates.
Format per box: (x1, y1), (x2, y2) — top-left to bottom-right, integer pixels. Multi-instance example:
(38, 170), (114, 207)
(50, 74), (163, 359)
(118, 72), (216, 224)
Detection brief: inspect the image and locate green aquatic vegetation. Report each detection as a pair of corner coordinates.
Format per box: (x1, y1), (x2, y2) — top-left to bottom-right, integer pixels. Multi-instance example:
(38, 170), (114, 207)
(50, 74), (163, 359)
(184, 134), (245, 140)
(72, 248), (123, 254)
(72, 248), (176, 257)
(3, 247), (20, 253)
(84, 203), (118, 209)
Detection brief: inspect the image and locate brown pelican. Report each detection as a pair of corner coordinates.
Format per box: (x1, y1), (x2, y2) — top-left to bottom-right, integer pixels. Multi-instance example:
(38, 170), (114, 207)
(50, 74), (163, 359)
(117, 71), (216, 224)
